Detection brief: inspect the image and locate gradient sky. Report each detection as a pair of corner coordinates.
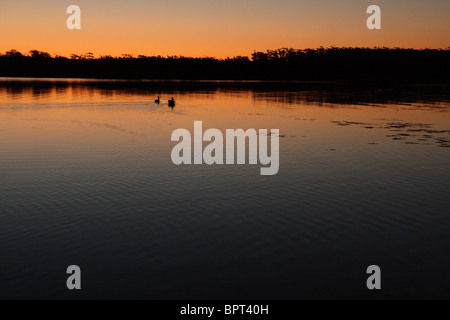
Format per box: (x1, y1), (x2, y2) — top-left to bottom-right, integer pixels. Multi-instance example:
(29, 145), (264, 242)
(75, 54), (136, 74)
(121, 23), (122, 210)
(0, 0), (449, 58)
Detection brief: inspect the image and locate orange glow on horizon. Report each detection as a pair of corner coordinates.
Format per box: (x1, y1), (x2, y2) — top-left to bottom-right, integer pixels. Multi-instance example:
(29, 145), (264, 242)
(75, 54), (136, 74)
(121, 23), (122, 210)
(0, 0), (449, 58)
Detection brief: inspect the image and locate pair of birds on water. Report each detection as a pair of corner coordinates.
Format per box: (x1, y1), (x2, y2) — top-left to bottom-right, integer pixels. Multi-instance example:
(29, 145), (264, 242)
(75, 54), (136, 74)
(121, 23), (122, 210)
(155, 96), (175, 107)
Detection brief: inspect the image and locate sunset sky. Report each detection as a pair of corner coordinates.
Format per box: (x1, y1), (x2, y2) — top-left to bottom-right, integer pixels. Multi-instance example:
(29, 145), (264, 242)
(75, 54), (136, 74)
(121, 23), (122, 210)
(0, 0), (449, 58)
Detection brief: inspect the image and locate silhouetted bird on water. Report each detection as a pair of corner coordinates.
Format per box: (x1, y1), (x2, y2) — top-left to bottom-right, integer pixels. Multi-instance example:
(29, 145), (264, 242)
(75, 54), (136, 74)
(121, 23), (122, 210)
(168, 97), (175, 108)
(154, 96), (160, 104)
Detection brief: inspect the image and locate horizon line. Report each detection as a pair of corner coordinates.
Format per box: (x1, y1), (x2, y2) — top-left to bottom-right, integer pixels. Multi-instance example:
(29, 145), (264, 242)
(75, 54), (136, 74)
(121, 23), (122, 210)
(2, 46), (450, 60)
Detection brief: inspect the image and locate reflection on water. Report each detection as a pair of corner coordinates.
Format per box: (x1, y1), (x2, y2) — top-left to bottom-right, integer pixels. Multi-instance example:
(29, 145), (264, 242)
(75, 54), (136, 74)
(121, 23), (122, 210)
(0, 78), (449, 299)
(329, 120), (450, 148)
(2, 78), (450, 107)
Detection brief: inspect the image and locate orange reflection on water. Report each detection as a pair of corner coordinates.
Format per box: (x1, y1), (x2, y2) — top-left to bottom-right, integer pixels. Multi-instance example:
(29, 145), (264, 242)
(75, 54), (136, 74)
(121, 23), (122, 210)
(1, 79), (449, 157)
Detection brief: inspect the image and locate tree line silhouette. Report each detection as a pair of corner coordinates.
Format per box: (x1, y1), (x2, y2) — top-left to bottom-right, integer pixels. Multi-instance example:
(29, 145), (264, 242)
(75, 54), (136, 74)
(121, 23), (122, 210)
(1, 47), (449, 81)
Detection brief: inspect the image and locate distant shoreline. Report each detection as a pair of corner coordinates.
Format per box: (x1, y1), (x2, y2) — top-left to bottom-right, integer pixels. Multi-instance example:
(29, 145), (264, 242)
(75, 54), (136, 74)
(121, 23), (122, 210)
(1, 47), (449, 83)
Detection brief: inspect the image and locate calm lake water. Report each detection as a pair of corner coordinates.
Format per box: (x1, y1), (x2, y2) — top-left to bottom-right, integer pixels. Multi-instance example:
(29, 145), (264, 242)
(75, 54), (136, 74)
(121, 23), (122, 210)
(0, 78), (449, 299)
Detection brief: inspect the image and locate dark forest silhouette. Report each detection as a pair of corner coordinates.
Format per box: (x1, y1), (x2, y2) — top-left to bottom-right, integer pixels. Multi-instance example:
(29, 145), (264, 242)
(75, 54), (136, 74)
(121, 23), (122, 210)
(1, 47), (449, 81)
